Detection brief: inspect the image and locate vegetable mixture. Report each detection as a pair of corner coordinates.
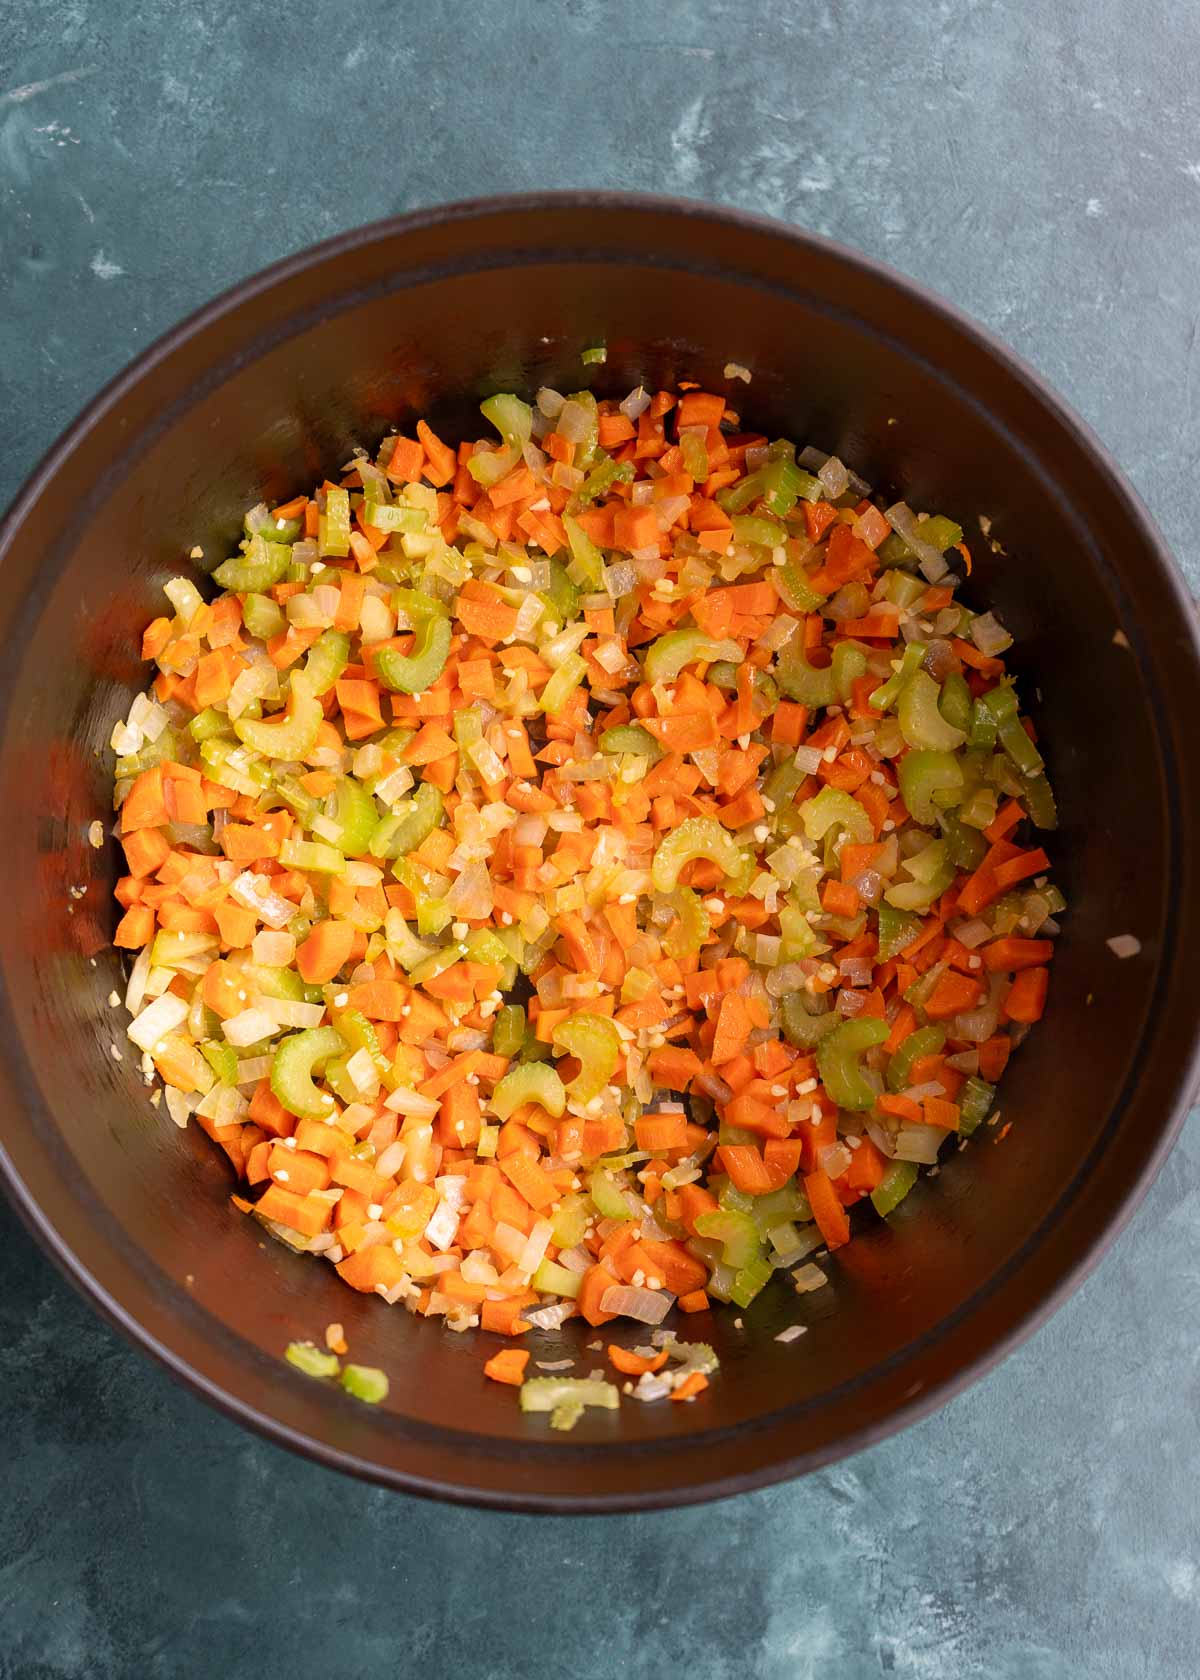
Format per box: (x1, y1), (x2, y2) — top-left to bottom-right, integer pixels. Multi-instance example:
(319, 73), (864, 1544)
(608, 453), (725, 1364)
(109, 378), (1062, 1420)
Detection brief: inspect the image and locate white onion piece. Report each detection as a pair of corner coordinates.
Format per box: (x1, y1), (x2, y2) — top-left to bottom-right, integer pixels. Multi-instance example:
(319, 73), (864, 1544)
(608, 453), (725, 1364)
(126, 992), (189, 1052)
(222, 1007), (279, 1048)
(599, 1285), (674, 1325)
(893, 1123), (946, 1164)
(619, 386), (650, 421)
(884, 502), (951, 582)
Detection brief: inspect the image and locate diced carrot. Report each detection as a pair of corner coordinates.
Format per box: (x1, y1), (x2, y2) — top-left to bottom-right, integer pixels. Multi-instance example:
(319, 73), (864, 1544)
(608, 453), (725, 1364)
(804, 1169), (851, 1250)
(484, 1348), (530, 1385)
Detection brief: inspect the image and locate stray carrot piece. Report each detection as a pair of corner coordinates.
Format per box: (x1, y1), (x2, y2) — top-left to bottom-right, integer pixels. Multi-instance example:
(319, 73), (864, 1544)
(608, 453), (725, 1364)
(607, 1345), (669, 1376)
(670, 1371), (710, 1402)
(484, 1348), (530, 1386)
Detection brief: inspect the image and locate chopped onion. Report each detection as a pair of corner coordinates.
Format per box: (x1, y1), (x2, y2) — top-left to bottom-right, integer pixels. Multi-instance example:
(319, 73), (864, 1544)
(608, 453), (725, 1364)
(231, 871), (293, 929)
(266, 999), (327, 1030)
(893, 1123), (946, 1164)
(556, 400), (591, 444)
(1107, 934), (1141, 959)
(222, 1006), (279, 1048)
(971, 611), (1013, 656)
(252, 931), (295, 967)
(524, 1302), (574, 1331)
(817, 456), (849, 497)
(884, 501), (950, 582)
(599, 1285), (674, 1325)
(619, 386), (650, 421)
(126, 992), (188, 1052)
(953, 917), (992, 950)
(383, 1087), (439, 1118)
(793, 744), (824, 774)
(792, 1263), (828, 1293)
(536, 386), (565, 418)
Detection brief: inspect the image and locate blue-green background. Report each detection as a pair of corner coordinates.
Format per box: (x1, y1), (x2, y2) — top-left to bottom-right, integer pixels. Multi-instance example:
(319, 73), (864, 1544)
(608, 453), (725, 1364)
(3, 4), (1199, 1676)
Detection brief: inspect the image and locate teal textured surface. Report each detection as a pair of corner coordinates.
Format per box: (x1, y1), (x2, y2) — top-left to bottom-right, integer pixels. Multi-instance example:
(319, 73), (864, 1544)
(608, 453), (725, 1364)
(2, 3), (1199, 1676)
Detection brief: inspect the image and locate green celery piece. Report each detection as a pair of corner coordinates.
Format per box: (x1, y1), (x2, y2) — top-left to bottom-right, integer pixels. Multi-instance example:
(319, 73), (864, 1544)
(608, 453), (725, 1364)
(234, 669), (322, 761)
(242, 591), (286, 641)
(407, 944), (468, 989)
(374, 615), (452, 695)
(870, 1160), (918, 1217)
(717, 468), (766, 514)
(539, 653), (588, 716)
(278, 836), (345, 874)
(491, 1061), (566, 1120)
(577, 455), (634, 505)
(879, 570), (927, 610)
(325, 776), (379, 857)
(304, 628), (351, 697)
(562, 514), (606, 589)
(201, 1040), (239, 1086)
(886, 1025), (946, 1093)
(875, 902), (922, 962)
(651, 817), (748, 893)
(998, 713), (1044, 779)
(340, 1364), (389, 1403)
(663, 887), (710, 959)
(331, 1009), (390, 1076)
(188, 707), (230, 744)
(816, 1017), (890, 1111)
(538, 559), (580, 626)
(749, 1183), (812, 1238)
(600, 723), (663, 762)
(762, 458), (820, 515)
(318, 486), (351, 557)
(590, 1170), (638, 1221)
(550, 1194), (589, 1250)
(731, 513), (786, 548)
(731, 1254), (773, 1309)
(1020, 769), (1058, 830)
(492, 1004), (527, 1059)
(833, 642), (867, 702)
(869, 642), (924, 712)
(468, 394), (533, 487)
(716, 1181), (755, 1215)
(898, 749), (964, 824)
(552, 1014), (620, 1103)
(939, 810), (987, 871)
(775, 552), (827, 612)
(518, 1377), (619, 1416)
(778, 904), (820, 961)
(695, 1210), (763, 1266)
(643, 630), (741, 684)
(374, 782), (443, 858)
(968, 695), (1000, 750)
(270, 1026), (345, 1119)
(364, 502), (427, 533)
(214, 534), (292, 594)
(799, 786), (873, 846)
(680, 428), (710, 481)
(776, 641), (835, 707)
(897, 670), (966, 751)
(285, 1341), (340, 1379)
(958, 1075), (997, 1136)
(533, 1257), (583, 1298)
(939, 671), (973, 735)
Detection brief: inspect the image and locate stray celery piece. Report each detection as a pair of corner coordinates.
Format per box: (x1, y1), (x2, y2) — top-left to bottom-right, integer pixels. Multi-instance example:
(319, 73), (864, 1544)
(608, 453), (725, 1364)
(871, 1161), (918, 1218)
(581, 344), (607, 365)
(340, 1364), (389, 1404)
(214, 534), (292, 594)
(958, 1075), (996, 1136)
(285, 1341), (340, 1379)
